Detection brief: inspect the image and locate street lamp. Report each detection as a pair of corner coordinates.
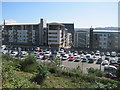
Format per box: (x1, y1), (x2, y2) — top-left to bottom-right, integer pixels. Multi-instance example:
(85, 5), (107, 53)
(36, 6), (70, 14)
(100, 55), (102, 71)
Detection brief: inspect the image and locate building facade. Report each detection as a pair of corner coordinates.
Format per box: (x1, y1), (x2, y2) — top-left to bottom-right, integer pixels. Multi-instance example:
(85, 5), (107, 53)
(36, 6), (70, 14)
(74, 30), (89, 48)
(2, 19), (72, 50)
(47, 23), (71, 49)
(92, 30), (118, 51)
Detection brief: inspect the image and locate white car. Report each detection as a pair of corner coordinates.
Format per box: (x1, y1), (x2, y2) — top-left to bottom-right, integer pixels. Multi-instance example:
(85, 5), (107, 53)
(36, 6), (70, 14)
(111, 52), (116, 57)
(21, 51), (28, 57)
(102, 60), (109, 65)
(62, 54), (69, 60)
(44, 51), (51, 56)
(10, 51), (18, 56)
(37, 55), (43, 59)
(74, 53), (78, 57)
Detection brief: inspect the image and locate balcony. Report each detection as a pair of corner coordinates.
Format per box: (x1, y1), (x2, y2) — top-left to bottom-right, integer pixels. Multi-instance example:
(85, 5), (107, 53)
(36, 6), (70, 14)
(48, 38), (58, 40)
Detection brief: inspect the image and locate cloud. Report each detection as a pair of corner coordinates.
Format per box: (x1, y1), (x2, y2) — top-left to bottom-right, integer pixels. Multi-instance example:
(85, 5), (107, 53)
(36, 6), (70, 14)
(5, 19), (16, 24)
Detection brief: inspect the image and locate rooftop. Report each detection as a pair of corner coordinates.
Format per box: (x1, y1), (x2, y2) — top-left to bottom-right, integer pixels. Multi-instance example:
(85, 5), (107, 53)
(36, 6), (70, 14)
(5, 23), (39, 25)
(93, 30), (119, 33)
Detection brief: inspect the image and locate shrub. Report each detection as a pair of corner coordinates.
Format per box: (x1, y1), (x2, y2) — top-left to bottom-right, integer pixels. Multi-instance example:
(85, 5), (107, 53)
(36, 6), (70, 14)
(2, 54), (14, 61)
(31, 64), (49, 84)
(20, 55), (38, 72)
(87, 67), (104, 77)
(2, 60), (41, 88)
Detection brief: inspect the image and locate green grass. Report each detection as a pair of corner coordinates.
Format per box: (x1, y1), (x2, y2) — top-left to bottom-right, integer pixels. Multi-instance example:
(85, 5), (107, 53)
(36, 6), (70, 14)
(2, 54), (120, 88)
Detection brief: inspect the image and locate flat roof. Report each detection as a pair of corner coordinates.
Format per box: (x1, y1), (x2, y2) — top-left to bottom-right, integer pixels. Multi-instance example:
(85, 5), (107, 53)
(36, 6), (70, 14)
(5, 23), (39, 25)
(93, 30), (118, 33)
(48, 22), (64, 26)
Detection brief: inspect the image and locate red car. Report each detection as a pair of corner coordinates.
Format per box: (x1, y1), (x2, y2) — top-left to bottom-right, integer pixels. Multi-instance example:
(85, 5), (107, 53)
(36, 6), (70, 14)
(39, 49), (44, 52)
(69, 56), (75, 61)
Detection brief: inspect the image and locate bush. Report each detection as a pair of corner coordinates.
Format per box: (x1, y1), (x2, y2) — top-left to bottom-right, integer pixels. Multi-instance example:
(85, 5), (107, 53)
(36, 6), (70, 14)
(31, 64), (49, 84)
(2, 54), (14, 61)
(20, 55), (38, 72)
(2, 59), (41, 88)
(87, 67), (104, 77)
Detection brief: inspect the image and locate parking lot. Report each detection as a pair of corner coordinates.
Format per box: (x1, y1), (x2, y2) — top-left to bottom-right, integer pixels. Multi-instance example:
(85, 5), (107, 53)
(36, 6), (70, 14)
(1, 47), (120, 74)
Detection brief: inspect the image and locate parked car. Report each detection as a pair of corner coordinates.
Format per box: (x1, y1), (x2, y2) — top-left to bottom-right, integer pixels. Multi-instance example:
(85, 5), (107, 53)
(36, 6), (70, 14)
(10, 51), (18, 57)
(69, 56), (75, 61)
(106, 52), (110, 56)
(81, 58), (88, 62)
(44, 51), (51, 56)
(93, 56), (97, 61)
(62, 54), (69, 60)
(110, 58), (116, 61)
(95, 50), (100, 56)
(79, 51), (83, 54)
(110, 60), (117, 65)
(86, 54), (91, 59)
(88, 58), (94, 63)
(111, 52), (116, 57)
(105, 57), (109, 61)
(105, 72), (117, 79)
(83, 51), (87, 55)
(117, 58), (120, 64)
(59, 49), (64, 53)
(96, 58), (102, 64)
(91, 51), (94, 55)
(73, 53), (78, 57)
(100, 52), (104, 56)
(74, 57), (80, 62)
(102, 60), (109, 65)
(37, 55), (44, 59)
(117, 53), (120, 57)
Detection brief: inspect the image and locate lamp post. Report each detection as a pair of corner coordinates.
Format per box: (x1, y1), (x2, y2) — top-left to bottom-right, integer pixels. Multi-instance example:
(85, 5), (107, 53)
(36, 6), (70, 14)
(100, 55), (102, 71)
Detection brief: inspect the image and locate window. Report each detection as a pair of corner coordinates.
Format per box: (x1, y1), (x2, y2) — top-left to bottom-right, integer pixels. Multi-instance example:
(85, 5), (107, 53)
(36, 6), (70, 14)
(48, 40), (57, 42)
(48, 32), (57, 34)
(49, 25), (60, 30)
(48, 36), (57, 38)
(104, 43), (106, 45)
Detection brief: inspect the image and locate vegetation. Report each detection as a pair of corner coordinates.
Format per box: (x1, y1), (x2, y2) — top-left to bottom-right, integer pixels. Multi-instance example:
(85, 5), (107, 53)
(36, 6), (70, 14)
(1, 54), (120, 88)
(87, 67), (105, 77)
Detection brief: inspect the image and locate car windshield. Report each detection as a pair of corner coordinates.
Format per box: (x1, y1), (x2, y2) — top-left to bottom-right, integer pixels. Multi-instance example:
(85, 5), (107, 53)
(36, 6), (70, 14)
(83, 58), (86, 60)
(63, 56), (67, 58)
(76, 57), (80, 59)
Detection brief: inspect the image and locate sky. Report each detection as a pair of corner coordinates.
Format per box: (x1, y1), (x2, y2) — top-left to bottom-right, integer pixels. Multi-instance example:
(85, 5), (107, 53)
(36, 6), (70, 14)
(2, 2), (118, 28)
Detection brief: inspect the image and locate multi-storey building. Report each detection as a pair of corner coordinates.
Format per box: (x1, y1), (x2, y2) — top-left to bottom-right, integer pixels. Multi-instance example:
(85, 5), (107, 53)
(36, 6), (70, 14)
(2, 19), (72, 50)
(74, 30), (89, 48)
(2, 19), (46, 50)
(47, 23), (71, 49)
(92, 30), (118, 51)
(74, 28), (119, 51)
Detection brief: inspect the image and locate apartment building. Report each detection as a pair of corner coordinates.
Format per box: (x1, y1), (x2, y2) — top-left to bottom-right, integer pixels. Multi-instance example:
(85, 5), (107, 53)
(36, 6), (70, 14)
(2, 19), (72, 50)
(74, 30), (89, 48)
(2, 19), (46, 50)
(92, 30), (118, 51)
(47, 23), (71, 49)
